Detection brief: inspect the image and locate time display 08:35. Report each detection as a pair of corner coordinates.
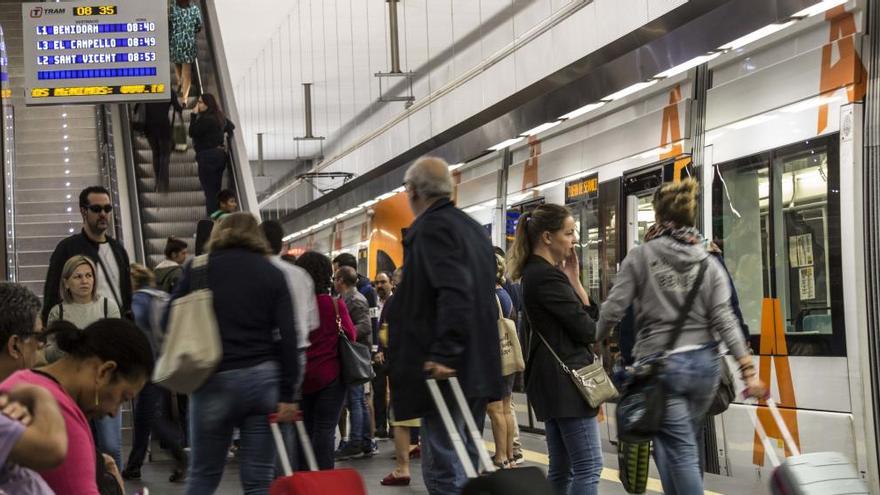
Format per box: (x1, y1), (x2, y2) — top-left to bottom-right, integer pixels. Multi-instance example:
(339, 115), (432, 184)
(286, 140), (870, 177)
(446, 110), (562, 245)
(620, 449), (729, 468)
(73, 5), (117, 16)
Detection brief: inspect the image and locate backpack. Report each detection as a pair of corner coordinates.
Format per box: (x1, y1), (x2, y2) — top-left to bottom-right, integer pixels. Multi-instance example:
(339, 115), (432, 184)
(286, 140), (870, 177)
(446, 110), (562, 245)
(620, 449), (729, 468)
(137, 289), (171, 354)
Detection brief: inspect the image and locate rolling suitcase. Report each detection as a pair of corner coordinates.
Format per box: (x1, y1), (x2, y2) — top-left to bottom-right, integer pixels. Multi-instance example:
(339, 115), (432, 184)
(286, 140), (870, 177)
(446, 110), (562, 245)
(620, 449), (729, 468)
(269, 413), (367, 495)
(751, 399), (868, 495)
(426, 377), (553, 494)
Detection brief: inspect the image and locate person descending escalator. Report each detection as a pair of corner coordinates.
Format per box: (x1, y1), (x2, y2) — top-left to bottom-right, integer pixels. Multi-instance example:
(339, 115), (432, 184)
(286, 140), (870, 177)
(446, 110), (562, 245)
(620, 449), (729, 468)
(189, 93), (235, 217)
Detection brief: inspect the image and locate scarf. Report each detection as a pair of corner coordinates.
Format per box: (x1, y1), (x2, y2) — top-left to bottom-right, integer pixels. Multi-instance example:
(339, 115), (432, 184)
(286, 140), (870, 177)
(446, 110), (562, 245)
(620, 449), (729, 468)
(644, 221), (705, 246)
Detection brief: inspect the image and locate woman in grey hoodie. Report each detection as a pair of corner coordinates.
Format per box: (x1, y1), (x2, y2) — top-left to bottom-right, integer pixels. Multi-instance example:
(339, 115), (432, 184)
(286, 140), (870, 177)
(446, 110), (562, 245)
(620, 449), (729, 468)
(597, 179), (766, 494)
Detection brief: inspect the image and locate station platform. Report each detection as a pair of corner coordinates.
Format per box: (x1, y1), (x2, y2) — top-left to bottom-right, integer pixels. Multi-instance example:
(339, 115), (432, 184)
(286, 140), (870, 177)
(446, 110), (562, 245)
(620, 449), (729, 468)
(122, 431), (764, 494)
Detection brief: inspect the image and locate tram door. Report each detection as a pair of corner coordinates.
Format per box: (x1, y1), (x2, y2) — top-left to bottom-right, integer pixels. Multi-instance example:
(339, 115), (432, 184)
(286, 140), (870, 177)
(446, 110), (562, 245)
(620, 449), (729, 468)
(623, 166), (665, 253)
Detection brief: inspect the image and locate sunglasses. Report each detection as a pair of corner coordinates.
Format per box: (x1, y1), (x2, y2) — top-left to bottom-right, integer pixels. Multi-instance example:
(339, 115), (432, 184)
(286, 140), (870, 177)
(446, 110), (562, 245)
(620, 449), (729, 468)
(85, 204), (113, 214)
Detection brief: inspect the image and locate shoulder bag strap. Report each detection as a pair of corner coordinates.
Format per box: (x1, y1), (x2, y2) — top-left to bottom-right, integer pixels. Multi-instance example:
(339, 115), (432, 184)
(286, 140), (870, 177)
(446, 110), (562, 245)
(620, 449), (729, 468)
(103, 297), (108, 317)
(663, 258), (709, 354)
(332, 297), (344, 335)
(59, 303), (63, 321)
(93, 252), (123, 311)
(520, 284), (573, 376)
(494, 294), (505, 321)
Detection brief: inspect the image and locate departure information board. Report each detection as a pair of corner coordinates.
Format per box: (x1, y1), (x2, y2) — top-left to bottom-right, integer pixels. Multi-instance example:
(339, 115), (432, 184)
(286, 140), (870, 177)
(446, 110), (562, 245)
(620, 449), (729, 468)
(22, 0), (170, 105)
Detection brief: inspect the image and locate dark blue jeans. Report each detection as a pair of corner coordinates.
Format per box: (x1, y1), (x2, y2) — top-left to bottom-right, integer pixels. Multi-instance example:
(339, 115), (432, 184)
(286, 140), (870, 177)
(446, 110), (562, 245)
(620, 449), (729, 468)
(420, 386), (487, 495)
(346, 384), (371, 450)
(544, 416), (603, 495)
(196, 148), (227, 216)
(186, 361), (280, 495)
(653, 347), (720, 495)
(300, 377), (347, 470)
(125, 382), (185, 470)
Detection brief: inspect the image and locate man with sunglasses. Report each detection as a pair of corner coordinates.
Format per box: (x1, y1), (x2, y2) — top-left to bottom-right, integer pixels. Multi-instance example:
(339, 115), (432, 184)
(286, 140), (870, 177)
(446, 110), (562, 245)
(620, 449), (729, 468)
(42, 186), (132, 324)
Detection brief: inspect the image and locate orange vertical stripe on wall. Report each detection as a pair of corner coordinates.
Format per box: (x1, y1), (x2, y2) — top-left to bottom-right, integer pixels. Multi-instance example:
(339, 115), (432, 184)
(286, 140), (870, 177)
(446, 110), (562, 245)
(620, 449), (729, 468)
(521, 136), (541, 191)
(660, 84), (684, 161)
(752, 298), (801, 466)
(817, 6), (867, 133)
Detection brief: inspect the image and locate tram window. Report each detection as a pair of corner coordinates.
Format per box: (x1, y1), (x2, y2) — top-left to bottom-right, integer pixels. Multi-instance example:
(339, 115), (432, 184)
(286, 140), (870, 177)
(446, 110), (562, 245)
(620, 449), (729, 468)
(712, 135), (845, 357)
(599, 180), (621, 300)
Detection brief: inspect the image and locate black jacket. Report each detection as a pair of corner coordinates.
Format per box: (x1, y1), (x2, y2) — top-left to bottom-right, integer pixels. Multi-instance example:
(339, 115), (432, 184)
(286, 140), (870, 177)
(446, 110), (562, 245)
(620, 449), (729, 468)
(189, 113), (234, 153)
(42, 230), (132, 323)
(521, 255), (599, 420)
(387, 198), (503, 420)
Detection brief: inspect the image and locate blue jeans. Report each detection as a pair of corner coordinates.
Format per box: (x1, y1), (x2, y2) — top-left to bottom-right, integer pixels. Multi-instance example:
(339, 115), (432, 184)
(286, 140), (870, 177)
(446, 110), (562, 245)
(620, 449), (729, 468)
(301, 377), (347, 470)
(186, 361), (280, 495)
(545, 416), (603, 495)
(653, 347), (720, 495)
(346, 384), (370, 450)
(420, 384), (487, 495)
(93, 415), (122, 469)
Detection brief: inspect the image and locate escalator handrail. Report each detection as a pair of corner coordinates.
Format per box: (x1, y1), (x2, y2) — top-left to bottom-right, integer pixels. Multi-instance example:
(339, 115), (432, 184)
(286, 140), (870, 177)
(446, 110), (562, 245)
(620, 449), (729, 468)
(198, 0), (260, 219)
(118, 104), (147, 265)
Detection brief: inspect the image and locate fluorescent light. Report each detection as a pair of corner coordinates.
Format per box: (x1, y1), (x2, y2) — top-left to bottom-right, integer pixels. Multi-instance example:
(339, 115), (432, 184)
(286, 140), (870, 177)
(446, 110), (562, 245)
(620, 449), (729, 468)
(392, 186), (406, 193)
(719, 22), (796, 51)
(780, 94), (844, 113)
(654, 52), (722, 79)
(520, 121), (562, 137)
(463, 204), (486, 214)
(603, 80), (659, 102)
(488, 137), (524, 151)
(376, 192), (396, 201)
(535, 180), (562, 191)
(560, 102), (606, 121)
(358, 199), (378, 208)
(791, 0), (847, 18)
(448, 163), (464, 171)
(725, 114), (777, 130)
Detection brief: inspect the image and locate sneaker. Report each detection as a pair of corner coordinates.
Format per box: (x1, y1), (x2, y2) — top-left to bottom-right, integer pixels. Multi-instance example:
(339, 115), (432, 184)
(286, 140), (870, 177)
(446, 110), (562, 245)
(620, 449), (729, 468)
(363, 439), (379, 457)
(334, 443), (363, 461)
(512, 451), (525, 465)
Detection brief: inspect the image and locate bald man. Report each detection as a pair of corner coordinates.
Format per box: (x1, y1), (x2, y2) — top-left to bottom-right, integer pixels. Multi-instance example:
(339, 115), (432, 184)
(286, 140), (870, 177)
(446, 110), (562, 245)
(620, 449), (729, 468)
(386, 157), (502, 494)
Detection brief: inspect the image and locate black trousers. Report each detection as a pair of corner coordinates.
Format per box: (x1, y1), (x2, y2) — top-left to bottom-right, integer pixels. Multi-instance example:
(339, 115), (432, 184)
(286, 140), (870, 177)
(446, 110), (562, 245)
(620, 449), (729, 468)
(125, 382), (186, 470)
(196, 148), (227, 216)
(372, 361), (389, 435)
(146, 132), (172, 193)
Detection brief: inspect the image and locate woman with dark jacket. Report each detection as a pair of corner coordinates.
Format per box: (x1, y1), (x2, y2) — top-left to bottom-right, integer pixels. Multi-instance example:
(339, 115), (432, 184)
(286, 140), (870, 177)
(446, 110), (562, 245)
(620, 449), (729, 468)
(295, 251), (358, 470)
(507, 204), (603, 495)
(171, 213), (298, 494)
(189, 93), (235, 216)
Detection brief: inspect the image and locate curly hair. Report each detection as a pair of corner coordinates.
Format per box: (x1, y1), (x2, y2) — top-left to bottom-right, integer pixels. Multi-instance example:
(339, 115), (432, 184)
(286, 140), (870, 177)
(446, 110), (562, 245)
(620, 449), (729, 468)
(0, 282), (42, 347)
(295, 251), (333, 295)
(205, 212), (271, 255)
(652, 178), (699, 227)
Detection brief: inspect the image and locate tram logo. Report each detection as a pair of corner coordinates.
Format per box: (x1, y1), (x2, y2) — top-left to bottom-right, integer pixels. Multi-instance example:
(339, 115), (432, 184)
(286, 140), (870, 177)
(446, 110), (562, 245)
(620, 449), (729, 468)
(29, 6), (42, 18)
(817, 5), (867, 134)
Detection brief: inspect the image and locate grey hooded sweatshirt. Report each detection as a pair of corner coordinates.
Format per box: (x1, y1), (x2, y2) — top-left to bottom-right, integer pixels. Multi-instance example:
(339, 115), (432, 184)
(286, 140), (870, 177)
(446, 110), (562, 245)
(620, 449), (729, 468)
(597, 236), (749, 361)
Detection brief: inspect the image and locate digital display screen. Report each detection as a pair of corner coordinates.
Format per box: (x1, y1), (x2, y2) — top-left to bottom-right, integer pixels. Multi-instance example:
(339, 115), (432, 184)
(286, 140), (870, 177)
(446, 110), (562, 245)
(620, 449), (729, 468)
(72, 6), (117, 16)
(22, 0), (170, 105)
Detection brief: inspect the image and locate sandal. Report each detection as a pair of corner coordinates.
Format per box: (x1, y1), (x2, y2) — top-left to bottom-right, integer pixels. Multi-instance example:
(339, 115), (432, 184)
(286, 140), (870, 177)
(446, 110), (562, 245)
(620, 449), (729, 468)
(492, 457), (511, 470)
(380, 472), (411, 486)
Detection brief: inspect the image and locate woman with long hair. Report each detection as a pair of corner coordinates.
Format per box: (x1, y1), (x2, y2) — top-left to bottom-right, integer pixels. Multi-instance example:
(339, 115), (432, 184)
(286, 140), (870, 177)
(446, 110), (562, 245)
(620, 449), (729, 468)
(189, 93), (236, 216)
(174, 213), (298, 494)
(169, 0), (202, 107)
(597, 179), (766, 493)
(1, 319), (153, 495)
(507, 203), (603, 495)
(294, 251), (358, 470)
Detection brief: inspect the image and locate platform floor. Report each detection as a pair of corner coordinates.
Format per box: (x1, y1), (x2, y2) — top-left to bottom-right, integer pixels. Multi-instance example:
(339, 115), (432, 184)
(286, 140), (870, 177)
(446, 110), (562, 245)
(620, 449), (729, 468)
(123, 431), (765, 494)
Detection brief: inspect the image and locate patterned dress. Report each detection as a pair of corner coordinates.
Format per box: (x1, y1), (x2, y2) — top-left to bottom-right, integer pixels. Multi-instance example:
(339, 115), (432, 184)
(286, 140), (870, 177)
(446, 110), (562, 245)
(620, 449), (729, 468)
(169, 3), (202, 64)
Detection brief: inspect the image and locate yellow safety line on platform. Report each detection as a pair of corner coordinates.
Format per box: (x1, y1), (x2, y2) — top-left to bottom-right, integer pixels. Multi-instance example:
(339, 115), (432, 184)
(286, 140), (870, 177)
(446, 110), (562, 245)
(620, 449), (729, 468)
(484, 441), (725, 495)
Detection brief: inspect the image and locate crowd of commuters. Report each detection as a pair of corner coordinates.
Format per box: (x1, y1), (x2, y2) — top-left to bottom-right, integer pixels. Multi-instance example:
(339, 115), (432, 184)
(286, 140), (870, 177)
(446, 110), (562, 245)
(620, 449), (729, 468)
(0, 153), (773, 495)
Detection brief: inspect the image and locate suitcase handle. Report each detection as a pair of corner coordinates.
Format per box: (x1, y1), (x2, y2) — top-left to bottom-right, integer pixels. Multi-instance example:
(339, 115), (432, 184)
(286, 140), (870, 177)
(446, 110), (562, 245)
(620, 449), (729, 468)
(747, 398), (801, 468)
(425, 377), (495, 478)
(269, 413), (319, 474)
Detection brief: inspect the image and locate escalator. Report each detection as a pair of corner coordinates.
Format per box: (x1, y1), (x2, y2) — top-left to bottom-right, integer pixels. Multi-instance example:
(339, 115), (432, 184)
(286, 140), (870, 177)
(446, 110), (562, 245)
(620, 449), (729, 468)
(121, 0), (257, 267)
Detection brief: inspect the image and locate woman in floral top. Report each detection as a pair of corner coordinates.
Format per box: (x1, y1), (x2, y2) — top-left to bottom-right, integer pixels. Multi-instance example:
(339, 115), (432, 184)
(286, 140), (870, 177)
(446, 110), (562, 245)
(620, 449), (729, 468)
(169, 0), (202, 107)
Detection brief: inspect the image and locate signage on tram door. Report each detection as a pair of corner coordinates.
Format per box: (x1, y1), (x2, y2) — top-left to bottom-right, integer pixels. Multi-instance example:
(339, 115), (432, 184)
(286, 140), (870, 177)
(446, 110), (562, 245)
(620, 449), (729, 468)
(21, 0), (171, 105)
(564, 173), (598, 205)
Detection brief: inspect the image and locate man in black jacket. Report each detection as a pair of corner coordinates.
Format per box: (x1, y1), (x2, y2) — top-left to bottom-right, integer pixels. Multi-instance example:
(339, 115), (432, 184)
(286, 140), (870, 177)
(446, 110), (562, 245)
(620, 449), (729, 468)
(387, 157), (502, 495)
(42, 186), (132, 323)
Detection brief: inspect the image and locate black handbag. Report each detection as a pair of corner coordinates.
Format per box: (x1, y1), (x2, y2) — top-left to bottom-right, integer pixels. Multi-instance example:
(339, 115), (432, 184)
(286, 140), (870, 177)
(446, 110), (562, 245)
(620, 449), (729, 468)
(334, 298), (376, 385)
(707, 357), (736, 416)
(616, 259), (708, 444)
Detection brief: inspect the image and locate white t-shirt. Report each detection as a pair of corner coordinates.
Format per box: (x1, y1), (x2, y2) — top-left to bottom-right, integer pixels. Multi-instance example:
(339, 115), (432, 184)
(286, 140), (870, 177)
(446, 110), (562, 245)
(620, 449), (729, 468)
(95, 242), (121, 308)
(271, 256), (319, 350)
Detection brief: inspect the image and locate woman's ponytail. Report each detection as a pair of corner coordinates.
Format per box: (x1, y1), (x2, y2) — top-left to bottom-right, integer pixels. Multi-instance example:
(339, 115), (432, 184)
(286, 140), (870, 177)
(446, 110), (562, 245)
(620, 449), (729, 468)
(507, 204), (571, 281)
